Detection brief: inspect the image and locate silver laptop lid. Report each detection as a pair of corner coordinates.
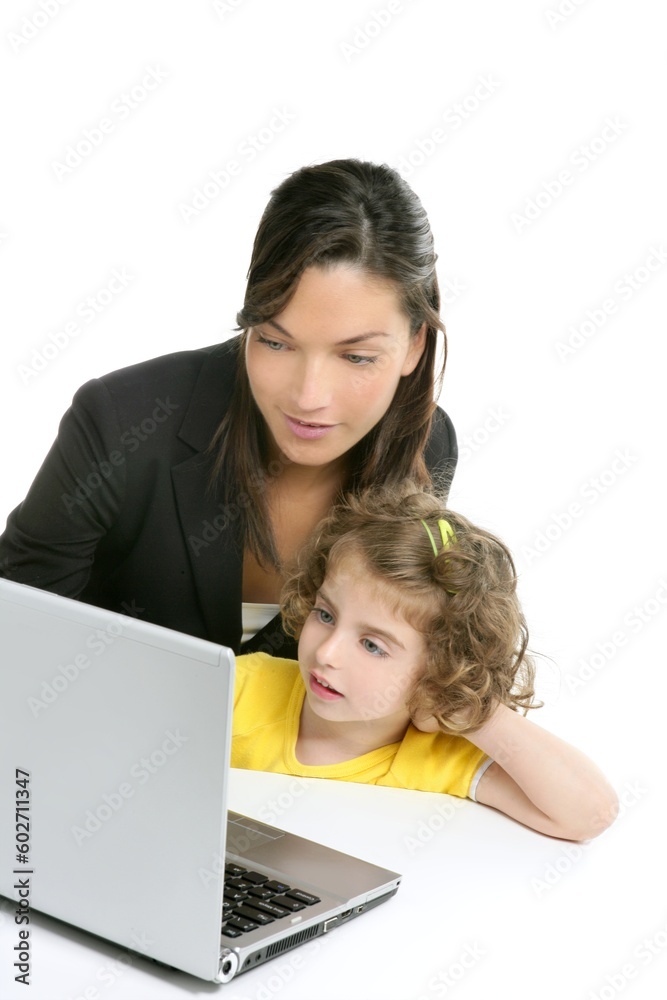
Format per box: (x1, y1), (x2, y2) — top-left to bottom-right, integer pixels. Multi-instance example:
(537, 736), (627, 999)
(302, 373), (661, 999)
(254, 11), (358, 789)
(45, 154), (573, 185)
(0, 578), (233, 982)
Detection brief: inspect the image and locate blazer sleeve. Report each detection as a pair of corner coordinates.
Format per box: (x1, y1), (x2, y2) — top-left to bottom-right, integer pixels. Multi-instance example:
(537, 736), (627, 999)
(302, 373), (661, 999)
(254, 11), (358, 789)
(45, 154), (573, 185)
(0, 378), (127, 596)
(425, 405), (458, 497)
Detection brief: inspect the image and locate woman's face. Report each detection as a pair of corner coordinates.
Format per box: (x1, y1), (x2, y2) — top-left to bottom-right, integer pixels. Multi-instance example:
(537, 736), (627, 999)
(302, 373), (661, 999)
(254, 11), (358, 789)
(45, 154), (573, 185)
(245, 265), (425, 473)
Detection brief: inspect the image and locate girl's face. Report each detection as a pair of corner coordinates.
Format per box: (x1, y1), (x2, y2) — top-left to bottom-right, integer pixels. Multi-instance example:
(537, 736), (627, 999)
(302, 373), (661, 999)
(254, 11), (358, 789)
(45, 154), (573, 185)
(245, 264), (425, 473)
(297, 552), (426, 738)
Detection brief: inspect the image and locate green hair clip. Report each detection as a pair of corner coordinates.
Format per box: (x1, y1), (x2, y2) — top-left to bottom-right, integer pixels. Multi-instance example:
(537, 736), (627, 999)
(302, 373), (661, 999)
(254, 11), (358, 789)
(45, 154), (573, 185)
(421, 518), (456, 555)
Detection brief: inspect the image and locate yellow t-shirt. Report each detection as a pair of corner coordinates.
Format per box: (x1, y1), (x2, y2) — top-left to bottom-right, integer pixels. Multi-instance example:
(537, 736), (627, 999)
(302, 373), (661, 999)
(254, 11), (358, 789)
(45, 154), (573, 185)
(232, 653), (491, 800)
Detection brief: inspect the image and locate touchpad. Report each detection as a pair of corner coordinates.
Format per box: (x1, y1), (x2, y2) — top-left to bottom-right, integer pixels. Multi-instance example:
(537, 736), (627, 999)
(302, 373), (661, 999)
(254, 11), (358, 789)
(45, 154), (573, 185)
(227, 813), (285, 854)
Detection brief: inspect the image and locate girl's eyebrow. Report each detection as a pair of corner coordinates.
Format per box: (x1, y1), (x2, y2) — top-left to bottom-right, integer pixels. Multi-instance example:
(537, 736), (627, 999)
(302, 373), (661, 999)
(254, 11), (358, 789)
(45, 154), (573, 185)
(316, 587), (336, 611)
(317, 588), (405, 650)
(265, 319), (390, 346)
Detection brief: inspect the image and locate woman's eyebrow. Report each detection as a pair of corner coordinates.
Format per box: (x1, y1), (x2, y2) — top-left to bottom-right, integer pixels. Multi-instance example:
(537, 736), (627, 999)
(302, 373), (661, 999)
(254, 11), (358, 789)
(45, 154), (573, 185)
(265, 319), (390, 346)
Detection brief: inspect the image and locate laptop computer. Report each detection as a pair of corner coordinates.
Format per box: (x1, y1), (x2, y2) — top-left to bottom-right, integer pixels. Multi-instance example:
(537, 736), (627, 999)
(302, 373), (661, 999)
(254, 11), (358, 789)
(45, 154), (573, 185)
(0, 578), (401, 984)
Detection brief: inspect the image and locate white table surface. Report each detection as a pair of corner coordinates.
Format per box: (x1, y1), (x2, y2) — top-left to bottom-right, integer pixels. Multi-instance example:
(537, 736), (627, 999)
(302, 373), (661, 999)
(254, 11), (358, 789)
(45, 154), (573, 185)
(1, 766), (664, 1000)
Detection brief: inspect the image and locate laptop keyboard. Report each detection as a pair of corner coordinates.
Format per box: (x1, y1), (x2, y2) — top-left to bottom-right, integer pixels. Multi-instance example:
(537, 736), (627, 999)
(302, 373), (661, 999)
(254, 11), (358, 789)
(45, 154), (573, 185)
(221, 864), (321, 939)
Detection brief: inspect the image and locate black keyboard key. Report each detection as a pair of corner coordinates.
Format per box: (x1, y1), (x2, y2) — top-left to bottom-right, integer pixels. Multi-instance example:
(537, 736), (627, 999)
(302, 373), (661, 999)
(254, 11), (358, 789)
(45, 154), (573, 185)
(286, 889), (321, 906)
(249, 899), (290, 919)
(226, 878), (252, 890)
(270, 895), (305, 912)
(234, 905), (275, 926)
(227, 914), (258, 933)
(225, 864), (247, 877)
(264, 880), (291, 894)
(221, 923), (243, 938)
(224, 888), (248, 903)
(241, 870), (269, 885)
(247, 885), (275, 901)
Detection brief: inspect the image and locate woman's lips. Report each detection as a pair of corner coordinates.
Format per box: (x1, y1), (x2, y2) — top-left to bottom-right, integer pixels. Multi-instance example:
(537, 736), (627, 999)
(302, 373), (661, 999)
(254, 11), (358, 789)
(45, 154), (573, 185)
(284, 414), (336, 440)
(309, 673), (344, 701)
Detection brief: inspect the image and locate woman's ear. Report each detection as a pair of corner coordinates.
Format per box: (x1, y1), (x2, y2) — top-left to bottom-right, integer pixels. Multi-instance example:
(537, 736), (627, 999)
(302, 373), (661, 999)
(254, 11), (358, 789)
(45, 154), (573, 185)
(400, 322), (427, 377)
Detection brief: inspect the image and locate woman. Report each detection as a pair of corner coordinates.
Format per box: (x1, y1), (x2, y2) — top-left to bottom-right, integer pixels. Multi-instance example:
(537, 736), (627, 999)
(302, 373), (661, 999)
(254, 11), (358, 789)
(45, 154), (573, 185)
(0, 159), (457, 658)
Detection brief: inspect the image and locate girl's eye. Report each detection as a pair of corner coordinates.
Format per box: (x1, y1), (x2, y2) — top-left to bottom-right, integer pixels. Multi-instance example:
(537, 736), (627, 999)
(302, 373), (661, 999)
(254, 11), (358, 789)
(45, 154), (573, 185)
(257, 334), (287, 351)
(314, 607), (334, 625)
(344, 354), (378, 366)
(362, 638), (388, 658)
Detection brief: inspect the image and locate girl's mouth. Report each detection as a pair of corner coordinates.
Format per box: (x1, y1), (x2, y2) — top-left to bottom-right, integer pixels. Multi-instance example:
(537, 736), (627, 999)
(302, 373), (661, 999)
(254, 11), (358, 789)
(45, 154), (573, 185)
(309, 673), (344, 700)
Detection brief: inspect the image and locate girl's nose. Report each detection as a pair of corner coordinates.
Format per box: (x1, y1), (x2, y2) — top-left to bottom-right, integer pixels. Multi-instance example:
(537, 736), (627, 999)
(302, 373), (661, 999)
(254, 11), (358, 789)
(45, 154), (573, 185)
(315, 629), (343, 669)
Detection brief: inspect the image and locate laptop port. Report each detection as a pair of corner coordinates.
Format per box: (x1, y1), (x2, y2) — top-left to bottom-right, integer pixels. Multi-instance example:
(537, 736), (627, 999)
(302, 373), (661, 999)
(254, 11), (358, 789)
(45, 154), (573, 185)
(340, 909), (352, 919)
(219, 949), (239, 982)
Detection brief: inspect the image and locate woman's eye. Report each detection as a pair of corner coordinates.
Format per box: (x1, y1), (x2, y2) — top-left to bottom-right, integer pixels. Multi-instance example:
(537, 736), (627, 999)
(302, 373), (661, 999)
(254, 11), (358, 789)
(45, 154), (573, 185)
(257, 334), (286, 351)
(362, 638), (388, 657)
(345, 354), (378, 366)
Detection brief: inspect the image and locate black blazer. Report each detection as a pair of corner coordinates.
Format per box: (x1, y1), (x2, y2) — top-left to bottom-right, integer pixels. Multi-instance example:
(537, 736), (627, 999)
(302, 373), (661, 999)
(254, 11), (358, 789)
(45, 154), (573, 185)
(0, 338), (457, 657)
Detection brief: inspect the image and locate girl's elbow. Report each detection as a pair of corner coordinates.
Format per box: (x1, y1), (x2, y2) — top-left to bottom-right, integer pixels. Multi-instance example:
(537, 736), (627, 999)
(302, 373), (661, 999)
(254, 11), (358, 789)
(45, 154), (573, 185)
(593, 786), (621, 837)
(566, 783), (620, 842)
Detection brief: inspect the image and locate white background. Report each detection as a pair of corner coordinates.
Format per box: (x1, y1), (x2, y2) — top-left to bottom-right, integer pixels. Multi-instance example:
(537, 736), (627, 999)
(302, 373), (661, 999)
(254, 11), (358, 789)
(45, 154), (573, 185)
(0, 1), (666, 998)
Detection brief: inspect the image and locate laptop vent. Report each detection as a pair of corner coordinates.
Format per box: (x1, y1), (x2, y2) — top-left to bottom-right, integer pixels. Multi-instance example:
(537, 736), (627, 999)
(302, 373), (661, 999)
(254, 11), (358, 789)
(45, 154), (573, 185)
(265, 922), (320, 959)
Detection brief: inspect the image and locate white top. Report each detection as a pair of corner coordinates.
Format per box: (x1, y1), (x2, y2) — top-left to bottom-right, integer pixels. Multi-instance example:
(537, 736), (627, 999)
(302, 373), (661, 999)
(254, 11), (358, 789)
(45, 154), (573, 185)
(241, 602), (280, 646)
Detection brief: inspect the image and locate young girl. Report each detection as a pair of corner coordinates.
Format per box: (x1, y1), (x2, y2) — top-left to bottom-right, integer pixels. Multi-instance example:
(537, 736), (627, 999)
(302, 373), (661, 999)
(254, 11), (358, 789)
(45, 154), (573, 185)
(232, 483), (619, 842)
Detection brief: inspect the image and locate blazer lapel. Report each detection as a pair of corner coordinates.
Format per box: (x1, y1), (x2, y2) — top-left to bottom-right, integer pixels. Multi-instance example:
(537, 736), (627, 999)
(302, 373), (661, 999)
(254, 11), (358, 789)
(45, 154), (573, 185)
(170, 339), (244, 647)
(171, 452), (243, 647)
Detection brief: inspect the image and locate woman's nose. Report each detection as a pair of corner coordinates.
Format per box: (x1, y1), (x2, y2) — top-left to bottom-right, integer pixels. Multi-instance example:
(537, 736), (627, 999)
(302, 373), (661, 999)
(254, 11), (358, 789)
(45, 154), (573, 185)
(291, 357), (332, 412)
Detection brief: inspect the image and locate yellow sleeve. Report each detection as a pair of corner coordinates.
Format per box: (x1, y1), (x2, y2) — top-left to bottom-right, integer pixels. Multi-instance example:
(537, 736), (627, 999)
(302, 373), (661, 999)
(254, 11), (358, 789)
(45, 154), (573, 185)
(232, 653), (300, 772)
(234, 653), (296, 714)
(379, 724), (490, 799)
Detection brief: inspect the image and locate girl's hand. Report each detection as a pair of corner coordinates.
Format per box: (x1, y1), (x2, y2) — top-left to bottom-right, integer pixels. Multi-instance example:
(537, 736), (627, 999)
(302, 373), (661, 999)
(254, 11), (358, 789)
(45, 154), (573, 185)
(411, 704), (478, 734)
(410, 711), (441, 733)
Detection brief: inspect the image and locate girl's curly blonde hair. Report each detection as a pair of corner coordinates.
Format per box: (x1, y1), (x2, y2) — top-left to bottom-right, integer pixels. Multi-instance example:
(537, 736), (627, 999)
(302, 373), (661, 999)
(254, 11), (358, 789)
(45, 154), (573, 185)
(281, 482), (541, 735)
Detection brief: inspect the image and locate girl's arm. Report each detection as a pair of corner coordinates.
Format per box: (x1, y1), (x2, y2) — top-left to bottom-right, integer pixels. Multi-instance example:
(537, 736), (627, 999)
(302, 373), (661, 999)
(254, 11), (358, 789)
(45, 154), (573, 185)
(469, 703), (619, 841)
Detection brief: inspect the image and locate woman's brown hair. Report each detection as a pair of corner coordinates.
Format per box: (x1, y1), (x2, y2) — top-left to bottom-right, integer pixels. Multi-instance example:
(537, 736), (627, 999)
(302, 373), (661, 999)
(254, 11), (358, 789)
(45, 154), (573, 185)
(209, 158), (449, 570)
(281, 483), (541, 735)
